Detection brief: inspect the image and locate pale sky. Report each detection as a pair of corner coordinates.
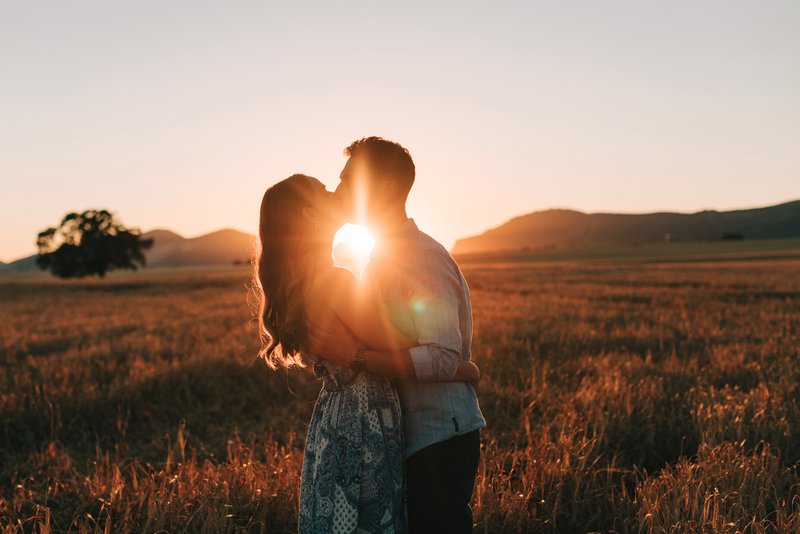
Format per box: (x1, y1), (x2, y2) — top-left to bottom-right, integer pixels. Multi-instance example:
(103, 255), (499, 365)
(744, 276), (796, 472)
(1, 1), (799, 263)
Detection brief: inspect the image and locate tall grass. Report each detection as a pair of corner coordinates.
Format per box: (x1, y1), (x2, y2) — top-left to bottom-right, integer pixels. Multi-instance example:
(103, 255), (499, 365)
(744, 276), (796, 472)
(1, 261), (799, 532)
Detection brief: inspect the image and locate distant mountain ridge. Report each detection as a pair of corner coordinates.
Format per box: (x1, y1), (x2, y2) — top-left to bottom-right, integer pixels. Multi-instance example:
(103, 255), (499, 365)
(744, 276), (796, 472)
(141, 228), (255, 267)
(0, 254), (38, 271)
(4, 200), (799, 270)
(452, 200), (800, 256)
(1, 228), (256, 271)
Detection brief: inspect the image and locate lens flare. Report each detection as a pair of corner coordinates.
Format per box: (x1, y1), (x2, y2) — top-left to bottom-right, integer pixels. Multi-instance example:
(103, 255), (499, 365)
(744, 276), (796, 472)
(332, 224), (375, 278)
(411, 299), (427, 314)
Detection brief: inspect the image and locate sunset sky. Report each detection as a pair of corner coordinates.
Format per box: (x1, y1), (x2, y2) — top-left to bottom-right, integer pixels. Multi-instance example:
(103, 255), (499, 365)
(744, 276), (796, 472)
(2, 1), (798, 263)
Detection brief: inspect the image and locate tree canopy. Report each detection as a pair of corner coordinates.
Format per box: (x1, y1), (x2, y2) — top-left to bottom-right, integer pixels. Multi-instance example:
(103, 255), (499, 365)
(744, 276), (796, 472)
(36, 209), (153, 278)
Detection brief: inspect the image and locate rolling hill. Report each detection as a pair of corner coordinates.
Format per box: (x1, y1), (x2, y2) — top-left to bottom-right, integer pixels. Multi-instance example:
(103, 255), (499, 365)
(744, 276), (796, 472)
(452, 200), (800, 256)
(140, 228), (255, 267)
(1, 255), (39, 271)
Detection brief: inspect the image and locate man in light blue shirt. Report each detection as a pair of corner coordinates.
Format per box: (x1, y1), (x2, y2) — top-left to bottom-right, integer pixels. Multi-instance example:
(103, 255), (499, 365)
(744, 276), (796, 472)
(309, 137), (486, 533)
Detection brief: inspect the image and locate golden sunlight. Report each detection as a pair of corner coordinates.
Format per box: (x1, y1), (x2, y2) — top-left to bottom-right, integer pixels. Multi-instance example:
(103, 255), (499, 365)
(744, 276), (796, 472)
(332, 224), (375, 278)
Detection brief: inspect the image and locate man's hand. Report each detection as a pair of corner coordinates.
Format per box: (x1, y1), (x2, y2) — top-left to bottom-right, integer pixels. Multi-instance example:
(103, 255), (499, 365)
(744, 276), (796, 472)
(453, 360), (481, 390)
(307, 318), (359, 367)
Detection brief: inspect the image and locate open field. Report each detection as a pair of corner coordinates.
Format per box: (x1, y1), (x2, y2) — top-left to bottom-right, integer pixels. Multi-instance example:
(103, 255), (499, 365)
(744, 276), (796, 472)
(454, 238), (800, 267)
(2, 257), (800, 532)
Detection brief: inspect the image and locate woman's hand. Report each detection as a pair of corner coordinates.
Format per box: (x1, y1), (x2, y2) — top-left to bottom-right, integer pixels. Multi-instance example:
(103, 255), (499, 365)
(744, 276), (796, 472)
(307, 317), (358, 367)
(451, 360), (481, 389)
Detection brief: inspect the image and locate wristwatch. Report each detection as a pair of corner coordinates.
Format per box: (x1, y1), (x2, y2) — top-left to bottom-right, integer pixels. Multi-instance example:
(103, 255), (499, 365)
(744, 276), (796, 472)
(350, 347), (366, 373)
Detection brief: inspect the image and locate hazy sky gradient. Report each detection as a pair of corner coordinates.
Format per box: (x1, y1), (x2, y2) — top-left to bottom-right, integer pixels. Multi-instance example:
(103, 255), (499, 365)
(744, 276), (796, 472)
(2, 1), (799, 262)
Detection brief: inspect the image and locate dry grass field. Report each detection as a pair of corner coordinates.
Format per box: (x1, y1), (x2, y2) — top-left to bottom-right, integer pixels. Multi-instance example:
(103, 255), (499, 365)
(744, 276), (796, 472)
(1, 258), (800, 533)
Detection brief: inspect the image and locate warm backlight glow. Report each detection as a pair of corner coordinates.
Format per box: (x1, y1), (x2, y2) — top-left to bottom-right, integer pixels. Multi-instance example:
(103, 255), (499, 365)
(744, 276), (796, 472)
(332, 224), (376, 278)
(333, 224), (375, 257)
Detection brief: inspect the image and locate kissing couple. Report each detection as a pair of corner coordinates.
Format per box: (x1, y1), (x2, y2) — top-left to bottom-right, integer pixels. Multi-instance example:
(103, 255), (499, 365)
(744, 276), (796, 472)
(253, 137), (486, 533)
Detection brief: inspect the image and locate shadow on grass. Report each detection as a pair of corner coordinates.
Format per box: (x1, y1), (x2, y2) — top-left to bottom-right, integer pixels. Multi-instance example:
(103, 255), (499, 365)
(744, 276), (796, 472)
(0, 356), (320, 478)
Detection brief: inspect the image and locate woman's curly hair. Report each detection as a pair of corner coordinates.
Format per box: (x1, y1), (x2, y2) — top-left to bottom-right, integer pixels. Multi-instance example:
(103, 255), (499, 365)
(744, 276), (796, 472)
(252, 174), (319, 369)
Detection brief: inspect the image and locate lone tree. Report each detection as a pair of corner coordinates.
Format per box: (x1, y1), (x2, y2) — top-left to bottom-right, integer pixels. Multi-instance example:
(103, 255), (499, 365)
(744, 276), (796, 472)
(36, 209), (154, 278)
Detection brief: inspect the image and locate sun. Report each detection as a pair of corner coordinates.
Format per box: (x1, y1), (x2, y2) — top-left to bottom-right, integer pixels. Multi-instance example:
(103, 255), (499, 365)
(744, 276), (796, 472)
(332, 224), (376, 277)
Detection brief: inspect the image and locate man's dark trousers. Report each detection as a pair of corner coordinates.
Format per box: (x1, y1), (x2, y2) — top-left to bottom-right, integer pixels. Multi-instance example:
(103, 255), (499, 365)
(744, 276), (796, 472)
(406, 430), (480, 533)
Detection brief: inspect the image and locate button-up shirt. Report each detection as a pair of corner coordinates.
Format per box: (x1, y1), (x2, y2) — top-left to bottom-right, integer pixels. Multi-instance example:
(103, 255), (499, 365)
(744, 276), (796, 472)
(365, 218), (486, 457)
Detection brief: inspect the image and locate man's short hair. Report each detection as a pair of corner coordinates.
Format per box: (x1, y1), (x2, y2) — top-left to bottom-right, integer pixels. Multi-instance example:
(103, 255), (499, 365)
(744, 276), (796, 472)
(344, 137), (415, 199)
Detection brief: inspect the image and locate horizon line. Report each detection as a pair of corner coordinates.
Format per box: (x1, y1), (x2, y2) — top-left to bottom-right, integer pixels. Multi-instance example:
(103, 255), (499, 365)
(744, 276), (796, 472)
(3, 196), (798, 264)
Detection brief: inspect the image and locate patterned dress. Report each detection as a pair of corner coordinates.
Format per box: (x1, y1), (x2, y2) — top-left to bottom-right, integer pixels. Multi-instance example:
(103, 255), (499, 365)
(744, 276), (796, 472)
(299, 361), (407, 533)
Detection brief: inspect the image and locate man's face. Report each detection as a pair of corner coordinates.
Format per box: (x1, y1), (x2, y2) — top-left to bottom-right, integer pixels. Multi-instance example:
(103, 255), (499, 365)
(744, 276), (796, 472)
(335, 156), (372, 225)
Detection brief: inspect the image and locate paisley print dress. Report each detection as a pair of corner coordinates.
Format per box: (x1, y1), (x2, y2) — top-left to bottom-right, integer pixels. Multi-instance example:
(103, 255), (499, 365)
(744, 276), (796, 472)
(299, 361), (406, 533)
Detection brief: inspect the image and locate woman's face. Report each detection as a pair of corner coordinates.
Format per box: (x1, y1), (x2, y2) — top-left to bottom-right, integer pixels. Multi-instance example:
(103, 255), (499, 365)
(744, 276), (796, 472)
(307, 178), (344, 233)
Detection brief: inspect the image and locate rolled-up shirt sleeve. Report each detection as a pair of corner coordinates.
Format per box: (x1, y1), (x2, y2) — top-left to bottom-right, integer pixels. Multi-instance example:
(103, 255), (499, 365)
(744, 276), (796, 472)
(405, 248), (464, 381)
